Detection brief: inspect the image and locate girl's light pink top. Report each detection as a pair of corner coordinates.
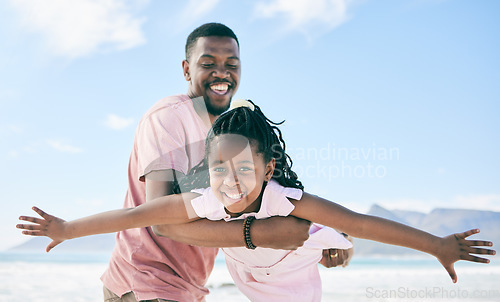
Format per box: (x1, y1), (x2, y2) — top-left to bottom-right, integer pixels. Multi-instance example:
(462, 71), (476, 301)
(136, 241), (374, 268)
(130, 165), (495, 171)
(192, 180), (353, 302)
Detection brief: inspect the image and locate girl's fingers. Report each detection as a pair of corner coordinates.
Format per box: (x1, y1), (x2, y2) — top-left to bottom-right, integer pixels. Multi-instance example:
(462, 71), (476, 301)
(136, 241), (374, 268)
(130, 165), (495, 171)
(32, 207), (51, 219)
(18, 216), (45, 225)
(46, 240), (62, 253)
(465, 247), (496, 255)
(21, 230), (44, 236)
(444, 264), (457, 283)
(16, 223), (43, 231)
(466, 240), (493, 247)
(456, 229), (480, 240)
(459, 254), (491, 264)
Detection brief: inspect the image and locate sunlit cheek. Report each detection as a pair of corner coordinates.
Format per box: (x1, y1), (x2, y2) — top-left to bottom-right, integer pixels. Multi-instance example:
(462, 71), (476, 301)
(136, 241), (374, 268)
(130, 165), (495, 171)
(240, 173), (257, 194)
(209, 174), (222, 190)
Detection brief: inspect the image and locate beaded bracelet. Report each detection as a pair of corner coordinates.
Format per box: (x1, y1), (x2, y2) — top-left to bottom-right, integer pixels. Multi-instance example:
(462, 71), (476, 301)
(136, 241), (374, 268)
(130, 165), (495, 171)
(243, 216), (257, 250)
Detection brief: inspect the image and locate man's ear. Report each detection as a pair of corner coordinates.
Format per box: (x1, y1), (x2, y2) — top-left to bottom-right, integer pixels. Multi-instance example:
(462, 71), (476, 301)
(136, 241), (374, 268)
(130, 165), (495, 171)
(265, 158), (276, 181)
(182, 60), (190, 81)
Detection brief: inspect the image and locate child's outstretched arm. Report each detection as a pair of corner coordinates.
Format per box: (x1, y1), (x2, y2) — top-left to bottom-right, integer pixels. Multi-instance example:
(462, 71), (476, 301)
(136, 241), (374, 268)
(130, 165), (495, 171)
(291, 193), (496, 283)
(17, 192), (200, 252)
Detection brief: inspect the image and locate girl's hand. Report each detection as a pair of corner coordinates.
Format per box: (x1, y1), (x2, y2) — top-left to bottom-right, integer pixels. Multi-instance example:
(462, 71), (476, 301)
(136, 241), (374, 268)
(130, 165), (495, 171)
(437, 229), (495, 283)
(17, 207), (68, 252)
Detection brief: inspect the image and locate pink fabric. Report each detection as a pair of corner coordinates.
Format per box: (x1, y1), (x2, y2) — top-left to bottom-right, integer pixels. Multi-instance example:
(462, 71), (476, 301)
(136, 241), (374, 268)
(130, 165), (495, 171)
(191, 180), (353, 302)
(101, 94), (218, 302)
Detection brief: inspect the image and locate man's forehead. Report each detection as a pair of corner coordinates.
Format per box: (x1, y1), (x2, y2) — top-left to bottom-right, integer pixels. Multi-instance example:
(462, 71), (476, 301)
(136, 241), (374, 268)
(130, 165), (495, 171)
(193, 36), (239, 56)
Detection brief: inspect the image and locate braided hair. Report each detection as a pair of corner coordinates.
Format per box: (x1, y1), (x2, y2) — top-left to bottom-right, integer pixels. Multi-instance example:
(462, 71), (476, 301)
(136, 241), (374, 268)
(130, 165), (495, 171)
(177, 100), (303, 193)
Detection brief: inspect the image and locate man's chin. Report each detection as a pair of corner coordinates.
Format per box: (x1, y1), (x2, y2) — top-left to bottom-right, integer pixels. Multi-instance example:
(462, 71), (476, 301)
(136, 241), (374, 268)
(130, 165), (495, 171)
(205, 98), (231, 116)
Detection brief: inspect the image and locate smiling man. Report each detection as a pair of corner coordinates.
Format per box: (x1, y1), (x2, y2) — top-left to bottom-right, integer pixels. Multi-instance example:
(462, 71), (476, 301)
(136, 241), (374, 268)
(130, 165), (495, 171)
(100, 23), (315, 302)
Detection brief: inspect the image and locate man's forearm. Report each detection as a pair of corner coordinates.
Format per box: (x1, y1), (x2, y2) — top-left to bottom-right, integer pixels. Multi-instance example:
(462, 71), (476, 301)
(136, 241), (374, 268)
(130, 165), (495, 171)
(153, 216), (311, 250)
(153, 219), (245, 247)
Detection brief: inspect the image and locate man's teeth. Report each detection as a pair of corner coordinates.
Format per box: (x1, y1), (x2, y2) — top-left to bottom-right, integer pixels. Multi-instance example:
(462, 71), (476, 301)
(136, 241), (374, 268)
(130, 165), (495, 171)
(210, 83), (229, 94)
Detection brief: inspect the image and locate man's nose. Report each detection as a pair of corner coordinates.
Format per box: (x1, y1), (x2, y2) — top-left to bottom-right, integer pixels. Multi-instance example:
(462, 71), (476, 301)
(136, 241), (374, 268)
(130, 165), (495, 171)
(212, 65), (230, 79)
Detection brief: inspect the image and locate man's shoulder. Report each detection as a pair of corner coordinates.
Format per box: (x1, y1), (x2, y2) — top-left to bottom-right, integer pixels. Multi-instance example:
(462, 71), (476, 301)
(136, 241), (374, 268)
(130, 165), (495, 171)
(146, 94), (192, 116)
(137, 94), (195, 126)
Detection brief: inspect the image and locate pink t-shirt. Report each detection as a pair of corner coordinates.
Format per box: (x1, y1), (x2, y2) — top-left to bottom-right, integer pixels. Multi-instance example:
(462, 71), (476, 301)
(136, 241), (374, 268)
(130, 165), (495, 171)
(191, 180), (353, 302)
(101, 94), (218, 301)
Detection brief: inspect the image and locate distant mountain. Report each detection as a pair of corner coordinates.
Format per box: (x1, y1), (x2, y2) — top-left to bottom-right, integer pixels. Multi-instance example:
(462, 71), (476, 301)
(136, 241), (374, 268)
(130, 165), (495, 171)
(354, 204), (500, 255)
(9, 233), (116, 252)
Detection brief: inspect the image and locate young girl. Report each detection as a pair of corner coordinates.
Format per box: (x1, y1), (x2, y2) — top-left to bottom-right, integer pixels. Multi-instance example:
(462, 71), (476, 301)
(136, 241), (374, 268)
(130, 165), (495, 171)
(18, 100), (495, 302)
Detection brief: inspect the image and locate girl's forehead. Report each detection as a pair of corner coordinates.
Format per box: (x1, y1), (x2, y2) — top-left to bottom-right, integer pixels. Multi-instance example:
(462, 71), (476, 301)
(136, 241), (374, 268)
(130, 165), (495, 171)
(208, 134), (257, 162)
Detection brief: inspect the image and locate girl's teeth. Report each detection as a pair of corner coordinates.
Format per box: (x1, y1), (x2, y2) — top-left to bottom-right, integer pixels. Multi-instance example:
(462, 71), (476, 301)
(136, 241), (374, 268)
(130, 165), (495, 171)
(226, 192), (243, 199)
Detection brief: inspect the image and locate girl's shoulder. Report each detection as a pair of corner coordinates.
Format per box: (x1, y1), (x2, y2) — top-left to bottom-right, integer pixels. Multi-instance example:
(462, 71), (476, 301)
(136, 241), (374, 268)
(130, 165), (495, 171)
(266, 179), (303, 201)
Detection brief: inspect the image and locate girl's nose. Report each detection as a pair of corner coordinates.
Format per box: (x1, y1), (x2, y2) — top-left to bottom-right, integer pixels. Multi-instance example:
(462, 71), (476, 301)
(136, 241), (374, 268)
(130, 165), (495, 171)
(223, 173), (238, 187)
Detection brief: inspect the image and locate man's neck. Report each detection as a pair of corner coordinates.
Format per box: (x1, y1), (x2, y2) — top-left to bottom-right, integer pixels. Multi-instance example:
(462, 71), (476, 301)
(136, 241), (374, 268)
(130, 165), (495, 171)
(191, 96), (217, 127)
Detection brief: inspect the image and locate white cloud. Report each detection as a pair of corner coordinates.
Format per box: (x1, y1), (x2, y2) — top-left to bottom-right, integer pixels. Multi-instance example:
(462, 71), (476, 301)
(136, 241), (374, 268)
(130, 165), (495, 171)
(104, 114), (134, 130)
(47, 140), (83, 153)
(7, 150), (19, 159)
(0, 124), (24, 136)
(254, 0), (353, 38)
(8, 0), (147, 58)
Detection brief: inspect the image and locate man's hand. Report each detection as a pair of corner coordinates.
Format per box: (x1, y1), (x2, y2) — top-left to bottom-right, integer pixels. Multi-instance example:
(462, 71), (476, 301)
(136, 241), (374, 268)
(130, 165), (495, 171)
(319, 234), (354, 268)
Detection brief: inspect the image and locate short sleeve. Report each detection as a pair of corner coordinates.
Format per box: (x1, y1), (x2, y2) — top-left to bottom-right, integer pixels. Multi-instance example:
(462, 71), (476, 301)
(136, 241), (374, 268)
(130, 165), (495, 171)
(136, 107), (189, 181)
(190, 188), (228, 221)
(259, 180), (302, 218)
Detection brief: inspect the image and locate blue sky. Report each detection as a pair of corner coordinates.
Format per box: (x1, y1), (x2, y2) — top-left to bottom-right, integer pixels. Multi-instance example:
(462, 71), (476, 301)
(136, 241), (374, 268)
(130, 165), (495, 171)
(1, 0), (499, 250)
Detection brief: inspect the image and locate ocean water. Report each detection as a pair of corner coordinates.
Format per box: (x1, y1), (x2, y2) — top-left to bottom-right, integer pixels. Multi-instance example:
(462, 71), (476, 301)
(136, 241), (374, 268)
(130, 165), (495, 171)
(0, 252), (498, 302)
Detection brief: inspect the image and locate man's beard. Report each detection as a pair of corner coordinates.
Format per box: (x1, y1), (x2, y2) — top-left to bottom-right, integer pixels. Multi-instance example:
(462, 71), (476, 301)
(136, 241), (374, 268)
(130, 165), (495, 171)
(205, 97), (231, 116)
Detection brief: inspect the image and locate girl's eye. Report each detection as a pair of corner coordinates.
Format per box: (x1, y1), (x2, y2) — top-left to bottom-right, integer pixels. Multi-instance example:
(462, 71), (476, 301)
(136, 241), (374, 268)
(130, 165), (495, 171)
(213, 167), (226, 173)
(239, 166), (253, 172)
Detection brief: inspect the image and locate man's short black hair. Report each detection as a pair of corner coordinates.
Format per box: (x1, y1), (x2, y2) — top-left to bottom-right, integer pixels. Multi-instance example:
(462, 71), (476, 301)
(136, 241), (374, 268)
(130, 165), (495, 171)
(185, 23), (239, 60)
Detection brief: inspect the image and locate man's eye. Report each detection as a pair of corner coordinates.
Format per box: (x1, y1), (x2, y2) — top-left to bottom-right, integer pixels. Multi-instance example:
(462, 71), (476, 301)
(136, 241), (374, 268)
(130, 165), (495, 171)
(226, 64), (239, 69)
(201, 63), (214, 68)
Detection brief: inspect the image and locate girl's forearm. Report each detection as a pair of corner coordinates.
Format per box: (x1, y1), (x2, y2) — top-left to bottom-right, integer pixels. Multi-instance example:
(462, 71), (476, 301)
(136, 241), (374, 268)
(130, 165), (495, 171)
(63, 208), (139, 239)
(350, 213), (441, 256)
(64, 192), (200, 240)
(293, 193), (442, 257)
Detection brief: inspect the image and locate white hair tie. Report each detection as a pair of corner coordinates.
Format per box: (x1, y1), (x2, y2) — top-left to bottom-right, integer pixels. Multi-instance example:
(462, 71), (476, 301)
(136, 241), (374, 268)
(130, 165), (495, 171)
(229, 99), (255, 111)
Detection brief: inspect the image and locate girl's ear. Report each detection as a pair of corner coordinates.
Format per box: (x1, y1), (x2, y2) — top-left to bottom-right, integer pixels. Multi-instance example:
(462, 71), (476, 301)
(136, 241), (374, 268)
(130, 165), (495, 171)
(265, 158), (276, 181)
(182, 60), (191, 81)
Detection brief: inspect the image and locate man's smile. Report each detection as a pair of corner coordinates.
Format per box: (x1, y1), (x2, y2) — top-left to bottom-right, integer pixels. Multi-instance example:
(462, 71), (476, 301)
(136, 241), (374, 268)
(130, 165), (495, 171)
(209, 82), (231, 95)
